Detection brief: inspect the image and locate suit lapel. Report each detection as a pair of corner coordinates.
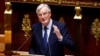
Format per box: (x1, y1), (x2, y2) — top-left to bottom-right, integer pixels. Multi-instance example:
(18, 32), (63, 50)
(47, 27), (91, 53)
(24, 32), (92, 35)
(49, 20), (57, 46)
(36, 24), (44, 50)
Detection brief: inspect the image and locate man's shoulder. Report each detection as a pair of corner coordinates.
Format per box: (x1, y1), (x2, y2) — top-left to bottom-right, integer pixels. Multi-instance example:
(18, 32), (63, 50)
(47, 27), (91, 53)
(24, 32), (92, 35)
(53, 20), (66, 27)
(32, 23), (41, 28)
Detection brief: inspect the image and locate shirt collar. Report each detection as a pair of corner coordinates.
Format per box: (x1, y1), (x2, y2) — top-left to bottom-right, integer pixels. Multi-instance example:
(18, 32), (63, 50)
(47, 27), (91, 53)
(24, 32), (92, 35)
(42, 19), (52, 30)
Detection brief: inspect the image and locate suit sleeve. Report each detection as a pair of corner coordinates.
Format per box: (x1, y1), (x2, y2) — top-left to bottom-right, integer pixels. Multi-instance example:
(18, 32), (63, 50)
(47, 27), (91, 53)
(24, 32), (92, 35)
(60, 24), (75, 51)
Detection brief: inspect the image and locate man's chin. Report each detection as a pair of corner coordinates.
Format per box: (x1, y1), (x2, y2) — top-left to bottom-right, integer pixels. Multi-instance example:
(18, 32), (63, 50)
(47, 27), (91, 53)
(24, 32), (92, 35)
(42, 23), (47, 26)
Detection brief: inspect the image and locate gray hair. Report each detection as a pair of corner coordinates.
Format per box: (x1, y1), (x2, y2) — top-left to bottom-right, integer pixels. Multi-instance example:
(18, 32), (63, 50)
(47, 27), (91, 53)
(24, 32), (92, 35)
(36, 4), (51, 14)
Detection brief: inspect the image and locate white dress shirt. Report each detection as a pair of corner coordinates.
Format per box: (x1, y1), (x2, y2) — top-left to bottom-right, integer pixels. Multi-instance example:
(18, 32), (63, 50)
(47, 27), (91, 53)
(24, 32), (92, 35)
(42, 19), (52, 42)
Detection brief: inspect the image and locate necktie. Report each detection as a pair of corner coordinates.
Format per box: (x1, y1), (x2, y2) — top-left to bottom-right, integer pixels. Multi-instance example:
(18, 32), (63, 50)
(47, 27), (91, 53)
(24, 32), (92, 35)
(43, 27), (48, 49)
(43, 27), (50, 56)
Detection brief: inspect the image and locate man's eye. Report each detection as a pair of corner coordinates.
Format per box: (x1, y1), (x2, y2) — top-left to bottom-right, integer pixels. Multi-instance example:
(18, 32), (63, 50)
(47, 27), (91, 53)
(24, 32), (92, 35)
(38, 14), (42, 16)
(38, 12), (48, 16)
(43, 13), (47, 15)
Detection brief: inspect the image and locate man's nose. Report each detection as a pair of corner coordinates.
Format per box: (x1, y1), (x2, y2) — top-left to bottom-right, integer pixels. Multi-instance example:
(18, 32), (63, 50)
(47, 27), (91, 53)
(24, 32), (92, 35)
(41, 14), (45, 18)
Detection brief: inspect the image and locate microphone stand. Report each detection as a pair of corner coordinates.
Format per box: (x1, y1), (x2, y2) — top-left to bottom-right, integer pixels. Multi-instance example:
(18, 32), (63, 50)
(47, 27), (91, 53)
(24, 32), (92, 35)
(14, 33), (32, 55)
(17, 34), (31, 51)
(48, 40), (51, 56)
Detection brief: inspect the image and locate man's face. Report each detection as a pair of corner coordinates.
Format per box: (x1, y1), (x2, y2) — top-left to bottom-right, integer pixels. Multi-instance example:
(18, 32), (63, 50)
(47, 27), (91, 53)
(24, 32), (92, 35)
(37, 7), (51, 26)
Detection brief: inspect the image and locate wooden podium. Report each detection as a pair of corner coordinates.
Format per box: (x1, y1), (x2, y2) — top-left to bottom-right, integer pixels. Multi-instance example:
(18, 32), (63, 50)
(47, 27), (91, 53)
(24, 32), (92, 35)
(12, 51), (74, 56)
(12, 51), (29, 56)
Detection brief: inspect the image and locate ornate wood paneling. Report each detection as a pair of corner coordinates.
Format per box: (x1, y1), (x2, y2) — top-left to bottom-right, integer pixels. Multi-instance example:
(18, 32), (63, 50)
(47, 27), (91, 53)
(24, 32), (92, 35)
(5, 0), (100, 8)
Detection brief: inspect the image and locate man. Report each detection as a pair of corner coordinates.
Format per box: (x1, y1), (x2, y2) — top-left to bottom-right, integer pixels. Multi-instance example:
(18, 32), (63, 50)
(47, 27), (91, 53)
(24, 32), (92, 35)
(29, 4), (75, 56)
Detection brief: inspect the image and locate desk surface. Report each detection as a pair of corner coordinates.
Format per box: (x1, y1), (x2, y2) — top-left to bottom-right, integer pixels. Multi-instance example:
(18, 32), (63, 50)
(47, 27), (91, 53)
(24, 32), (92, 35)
(0, 51), (74, 56)
(12, 51), (74, 56)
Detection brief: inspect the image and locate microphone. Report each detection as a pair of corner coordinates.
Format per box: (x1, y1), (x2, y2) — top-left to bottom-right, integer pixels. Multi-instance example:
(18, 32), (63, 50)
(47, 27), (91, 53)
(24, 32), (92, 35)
(48, 40), (51, 56)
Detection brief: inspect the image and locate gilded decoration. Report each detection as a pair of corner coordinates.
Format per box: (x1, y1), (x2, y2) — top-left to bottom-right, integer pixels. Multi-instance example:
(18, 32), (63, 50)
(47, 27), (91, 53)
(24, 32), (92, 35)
(22, 14), (31, 38)
(91, 18), (100, 46)
(59, 16), (65, 24)
(74, 6), (82, 20)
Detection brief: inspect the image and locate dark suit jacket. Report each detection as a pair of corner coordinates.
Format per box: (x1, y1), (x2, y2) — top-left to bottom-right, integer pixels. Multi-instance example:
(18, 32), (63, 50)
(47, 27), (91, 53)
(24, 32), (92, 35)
(29, 20), (74, 56)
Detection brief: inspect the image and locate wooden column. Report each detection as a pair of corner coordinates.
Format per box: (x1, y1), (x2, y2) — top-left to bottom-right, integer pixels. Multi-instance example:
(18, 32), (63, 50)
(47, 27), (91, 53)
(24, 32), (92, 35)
(4, 2), (12, 55)
(0, 0), (5, 55)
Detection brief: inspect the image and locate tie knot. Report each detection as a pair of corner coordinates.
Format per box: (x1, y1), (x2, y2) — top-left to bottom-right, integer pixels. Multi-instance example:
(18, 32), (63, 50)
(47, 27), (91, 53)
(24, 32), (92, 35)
(44, 26), (47, 31)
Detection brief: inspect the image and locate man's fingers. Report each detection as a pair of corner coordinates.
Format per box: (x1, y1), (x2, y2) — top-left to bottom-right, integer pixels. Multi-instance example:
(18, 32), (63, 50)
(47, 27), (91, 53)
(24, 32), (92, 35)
(53, 25), (59, 33)
(53, 25), (57, 30)
(53, 25), (56, 33)
(52, 25), (62, 40)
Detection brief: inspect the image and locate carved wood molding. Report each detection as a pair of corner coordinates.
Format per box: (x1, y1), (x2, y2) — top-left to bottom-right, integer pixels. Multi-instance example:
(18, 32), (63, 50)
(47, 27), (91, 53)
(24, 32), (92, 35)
(5, 0), (100, 8)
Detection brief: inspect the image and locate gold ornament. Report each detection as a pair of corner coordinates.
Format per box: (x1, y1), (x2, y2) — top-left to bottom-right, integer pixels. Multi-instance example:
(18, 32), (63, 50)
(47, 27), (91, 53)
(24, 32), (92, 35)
(91, 18), (100, 46)
(22, 14), (31, 38)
